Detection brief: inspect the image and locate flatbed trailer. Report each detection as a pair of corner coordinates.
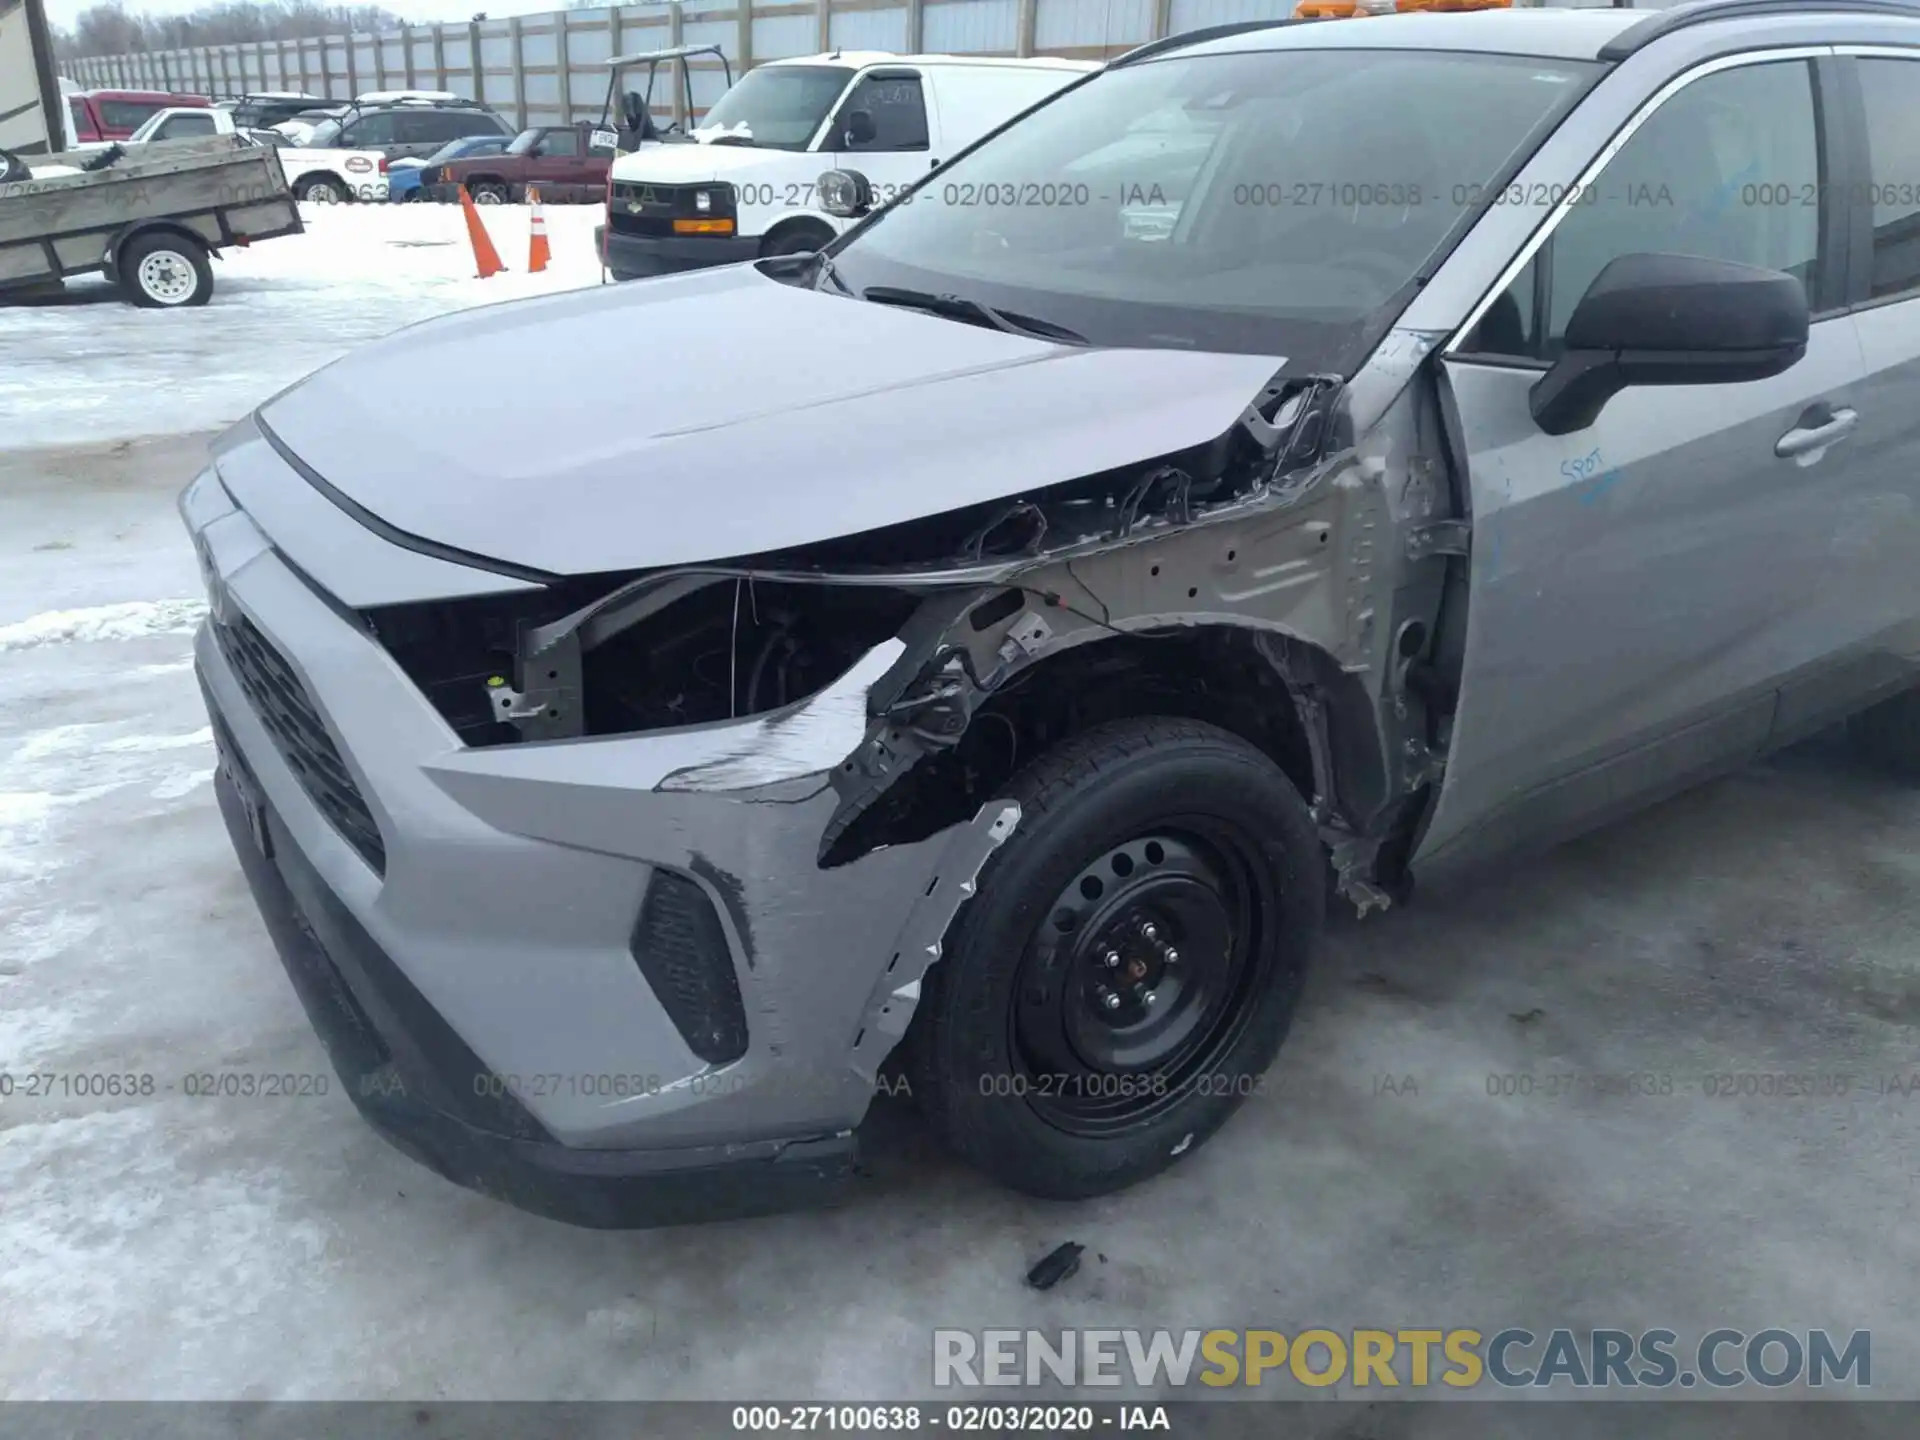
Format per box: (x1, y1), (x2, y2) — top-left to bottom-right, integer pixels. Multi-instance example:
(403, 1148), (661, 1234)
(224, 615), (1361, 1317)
(0, 135), (302, 305)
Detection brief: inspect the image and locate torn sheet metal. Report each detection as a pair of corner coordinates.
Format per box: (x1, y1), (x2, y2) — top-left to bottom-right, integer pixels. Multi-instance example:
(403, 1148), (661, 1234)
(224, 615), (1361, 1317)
(847, 800), (1020, 1084)
(656, 638), (908, 793)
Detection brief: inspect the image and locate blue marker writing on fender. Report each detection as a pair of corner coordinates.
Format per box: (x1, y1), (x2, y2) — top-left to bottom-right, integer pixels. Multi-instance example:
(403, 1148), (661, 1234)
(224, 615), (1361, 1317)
(1562, 447), (1622, 506)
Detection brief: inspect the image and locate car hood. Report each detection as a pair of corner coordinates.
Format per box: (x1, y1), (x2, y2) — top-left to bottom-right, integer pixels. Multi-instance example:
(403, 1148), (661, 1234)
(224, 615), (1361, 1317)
(255, 264), (1286, 577)
(607, 141), (819, 188)
(443, 152), (517, 172)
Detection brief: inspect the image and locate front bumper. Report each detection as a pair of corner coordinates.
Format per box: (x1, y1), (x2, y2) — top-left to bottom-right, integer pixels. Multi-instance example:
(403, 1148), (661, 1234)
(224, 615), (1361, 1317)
(209, 734), (857, 1228)
(596, 223), (759, 279)
(182, 435), (1014, 1226)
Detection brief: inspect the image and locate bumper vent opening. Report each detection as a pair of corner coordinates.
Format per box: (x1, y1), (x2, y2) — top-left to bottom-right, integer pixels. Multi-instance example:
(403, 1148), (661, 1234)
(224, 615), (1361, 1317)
(631, 870), (748, 1065)
(212, 612), (387, 875)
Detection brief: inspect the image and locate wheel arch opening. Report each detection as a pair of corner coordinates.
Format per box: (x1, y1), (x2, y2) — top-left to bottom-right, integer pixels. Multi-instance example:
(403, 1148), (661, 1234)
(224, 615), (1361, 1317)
(822, 623), (1384, 870)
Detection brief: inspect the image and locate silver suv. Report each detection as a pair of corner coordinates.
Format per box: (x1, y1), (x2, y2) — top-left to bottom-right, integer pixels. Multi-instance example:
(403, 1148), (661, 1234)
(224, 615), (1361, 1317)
(183, 0), (1920, 1227)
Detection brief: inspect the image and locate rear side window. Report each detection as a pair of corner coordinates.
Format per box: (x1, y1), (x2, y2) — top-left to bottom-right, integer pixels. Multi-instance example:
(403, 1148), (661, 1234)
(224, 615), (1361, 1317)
(1855, 58), (1920, 303)
(342, 111), (398, 145)
(69, 98), (95, 138)
(156, 113), (218, 138)
(395, 112), (445, 145)
(98, 100), (166, 130)
(449, 111), (509, 138)
(837, 73), (929, 151)
(1463, 59), (1827, 359)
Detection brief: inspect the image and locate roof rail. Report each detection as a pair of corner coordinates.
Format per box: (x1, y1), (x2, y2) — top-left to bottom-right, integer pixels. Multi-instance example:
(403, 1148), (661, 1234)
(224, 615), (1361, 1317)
(1599, 0), (1920, 59)
(1109, 18), (1308, 66)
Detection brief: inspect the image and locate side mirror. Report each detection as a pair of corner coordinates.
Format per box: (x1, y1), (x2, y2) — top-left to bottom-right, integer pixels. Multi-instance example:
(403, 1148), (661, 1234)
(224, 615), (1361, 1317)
(1530, 253), (1809, 436)
(841, 109), (877, 149)
(817, 167), (873, 219)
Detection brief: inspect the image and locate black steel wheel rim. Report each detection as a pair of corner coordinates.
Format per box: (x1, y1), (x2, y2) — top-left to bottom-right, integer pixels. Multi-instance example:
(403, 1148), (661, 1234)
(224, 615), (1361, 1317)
(1009, 819), (1276, 1136)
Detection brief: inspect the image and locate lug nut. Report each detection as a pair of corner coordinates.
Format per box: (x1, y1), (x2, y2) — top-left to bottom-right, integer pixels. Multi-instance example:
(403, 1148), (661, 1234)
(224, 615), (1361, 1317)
(1101, 990), (1122, 1011)
(1103, 949), (1122, 969)
(1163, 948), (1179, 966)
(1140, 921), (1160, 941)
(1144, 990), (1158, 1005)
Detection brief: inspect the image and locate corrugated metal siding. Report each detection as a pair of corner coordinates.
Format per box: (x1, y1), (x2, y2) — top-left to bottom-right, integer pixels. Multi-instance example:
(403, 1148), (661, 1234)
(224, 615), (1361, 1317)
(71, 0), (1337, 106)
(1035, 0), (1155, 50)
(752, 12), (819, 59)
(924, 0), (1019, 54)
(520, 29), (560, 66)
(1167, 0), (1294, 30)
(830, 6), (911, 51)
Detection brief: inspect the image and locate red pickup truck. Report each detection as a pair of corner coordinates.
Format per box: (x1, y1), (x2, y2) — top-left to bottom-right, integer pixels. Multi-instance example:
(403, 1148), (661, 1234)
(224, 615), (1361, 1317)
(69, 89), (212, 143)
(423, 121), (619, 205)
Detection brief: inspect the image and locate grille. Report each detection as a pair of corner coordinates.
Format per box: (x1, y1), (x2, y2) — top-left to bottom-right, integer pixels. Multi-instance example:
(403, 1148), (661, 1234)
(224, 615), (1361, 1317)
(608, 180), (734, 238)
(631, 869), (748, 1064)
(212, 611), (387, 875)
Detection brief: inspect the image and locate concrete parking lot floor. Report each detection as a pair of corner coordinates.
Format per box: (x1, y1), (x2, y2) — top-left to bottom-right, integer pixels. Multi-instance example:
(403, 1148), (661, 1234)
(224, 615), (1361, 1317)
(2, 435), (1917, 1424)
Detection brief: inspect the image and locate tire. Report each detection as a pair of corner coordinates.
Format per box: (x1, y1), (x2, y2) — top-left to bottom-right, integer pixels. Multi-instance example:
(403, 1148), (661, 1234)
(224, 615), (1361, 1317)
(1850, 688), (1920, 781)
(909, 717), (1324, 1200)
(470, 182), (509, 205)
(295, 175), (348, 203)
(117, 232), (213, 308)
(761, 225), (835, 259)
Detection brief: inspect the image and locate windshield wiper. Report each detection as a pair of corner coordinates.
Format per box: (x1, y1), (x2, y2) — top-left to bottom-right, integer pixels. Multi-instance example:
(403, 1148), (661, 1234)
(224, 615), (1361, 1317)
(813, 251), (854, 296)
(862, 285), (1088, 346)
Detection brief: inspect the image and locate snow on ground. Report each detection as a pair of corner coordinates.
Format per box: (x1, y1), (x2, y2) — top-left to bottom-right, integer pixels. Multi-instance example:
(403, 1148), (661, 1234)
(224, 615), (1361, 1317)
(0, 201), (607, 452)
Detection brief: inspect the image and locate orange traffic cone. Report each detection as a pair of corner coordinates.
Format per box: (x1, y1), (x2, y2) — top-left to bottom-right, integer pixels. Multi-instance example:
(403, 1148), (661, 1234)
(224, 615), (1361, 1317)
(459, 184), (506, 279)
(527, 185), (551, 274)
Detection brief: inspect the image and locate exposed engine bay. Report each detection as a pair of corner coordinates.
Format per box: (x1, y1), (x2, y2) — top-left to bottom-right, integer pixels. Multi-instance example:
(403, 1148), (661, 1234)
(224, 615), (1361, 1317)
(358, 349), (1464, 911)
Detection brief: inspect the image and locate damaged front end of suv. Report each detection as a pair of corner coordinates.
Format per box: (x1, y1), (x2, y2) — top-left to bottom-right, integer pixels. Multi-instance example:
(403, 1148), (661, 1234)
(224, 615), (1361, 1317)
(188, 311), (1463, 1227)
(415, 350), (1453, 909)
(184, 20), (1591, 1224)
(327, 315), (1456, 1191)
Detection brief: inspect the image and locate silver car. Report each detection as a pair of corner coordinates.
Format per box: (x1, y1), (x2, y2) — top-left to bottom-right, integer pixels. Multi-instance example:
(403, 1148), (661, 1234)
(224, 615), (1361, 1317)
(183, 0), (1920, 1227)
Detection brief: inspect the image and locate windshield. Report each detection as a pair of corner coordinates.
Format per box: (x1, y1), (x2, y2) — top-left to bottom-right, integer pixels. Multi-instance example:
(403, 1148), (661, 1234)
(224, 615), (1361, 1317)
(507, 128), (542, 155)
(306, 119), (342, 147)
(832, 49), (1596, 366)
(695, 64), (852, 150)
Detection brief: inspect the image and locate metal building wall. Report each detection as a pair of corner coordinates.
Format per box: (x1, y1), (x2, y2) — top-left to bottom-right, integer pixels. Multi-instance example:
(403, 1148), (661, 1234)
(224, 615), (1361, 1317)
(65, 0), (1309, 127)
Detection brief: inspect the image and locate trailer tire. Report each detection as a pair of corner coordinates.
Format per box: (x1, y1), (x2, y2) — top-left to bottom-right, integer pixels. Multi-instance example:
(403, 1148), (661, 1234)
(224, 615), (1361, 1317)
(118, 232), (213, 308)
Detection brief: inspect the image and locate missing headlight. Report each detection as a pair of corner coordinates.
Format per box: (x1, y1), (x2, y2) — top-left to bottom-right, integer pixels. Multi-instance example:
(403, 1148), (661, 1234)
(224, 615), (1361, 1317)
(365, 580), (919, 747)
(575, 579), (918, 738)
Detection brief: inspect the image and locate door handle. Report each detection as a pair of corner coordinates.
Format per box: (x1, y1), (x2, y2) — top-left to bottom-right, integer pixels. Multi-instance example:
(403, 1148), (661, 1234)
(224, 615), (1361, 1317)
(1775, 406), (1858, 459)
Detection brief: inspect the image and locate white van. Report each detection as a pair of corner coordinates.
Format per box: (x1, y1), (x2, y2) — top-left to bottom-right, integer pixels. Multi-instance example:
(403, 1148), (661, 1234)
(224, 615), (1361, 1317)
(597, 52), (1096, 279)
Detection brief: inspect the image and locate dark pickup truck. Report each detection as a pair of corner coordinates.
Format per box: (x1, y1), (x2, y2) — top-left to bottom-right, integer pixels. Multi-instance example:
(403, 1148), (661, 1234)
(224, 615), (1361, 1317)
(424, 121), (619, 205)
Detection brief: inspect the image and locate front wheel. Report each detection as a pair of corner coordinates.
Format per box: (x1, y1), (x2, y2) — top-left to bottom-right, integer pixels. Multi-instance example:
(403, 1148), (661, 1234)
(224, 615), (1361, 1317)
(118, 232), (213, 308)
(470, 182), (510, 205)
(909, 717), (1324, 1200)
(295, 175), (348, 203)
